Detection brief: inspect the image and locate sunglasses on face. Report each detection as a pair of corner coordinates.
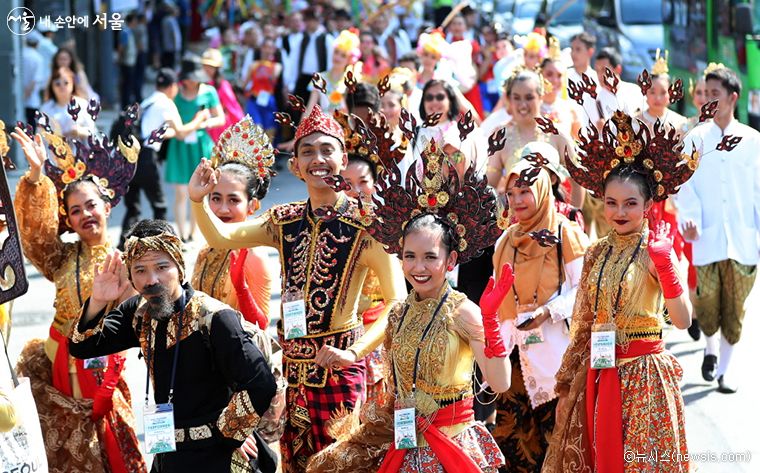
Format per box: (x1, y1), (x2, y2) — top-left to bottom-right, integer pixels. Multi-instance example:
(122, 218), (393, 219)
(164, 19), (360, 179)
(53, 80), (71, 87)
(424, 93), (447, 102)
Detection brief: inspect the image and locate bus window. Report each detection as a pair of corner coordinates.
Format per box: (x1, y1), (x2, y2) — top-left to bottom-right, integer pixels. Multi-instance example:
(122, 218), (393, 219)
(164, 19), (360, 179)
(620, 0), (663, 24)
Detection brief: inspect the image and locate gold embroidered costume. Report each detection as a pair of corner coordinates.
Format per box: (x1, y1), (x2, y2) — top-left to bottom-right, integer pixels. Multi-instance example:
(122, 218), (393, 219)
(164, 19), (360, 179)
(13, 173), (145, 473)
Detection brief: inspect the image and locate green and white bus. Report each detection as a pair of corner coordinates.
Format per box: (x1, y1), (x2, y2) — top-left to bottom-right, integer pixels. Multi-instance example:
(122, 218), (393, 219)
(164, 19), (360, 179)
(663, 0), (757, 128)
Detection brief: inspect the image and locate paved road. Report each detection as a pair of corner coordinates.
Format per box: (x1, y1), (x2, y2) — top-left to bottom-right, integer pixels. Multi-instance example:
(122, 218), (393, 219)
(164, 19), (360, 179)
(2, 113), (758, 471)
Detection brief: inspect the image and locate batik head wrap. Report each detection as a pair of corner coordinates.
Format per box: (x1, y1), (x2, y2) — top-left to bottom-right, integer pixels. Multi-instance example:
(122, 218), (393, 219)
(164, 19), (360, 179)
(123, 232), (186, 283)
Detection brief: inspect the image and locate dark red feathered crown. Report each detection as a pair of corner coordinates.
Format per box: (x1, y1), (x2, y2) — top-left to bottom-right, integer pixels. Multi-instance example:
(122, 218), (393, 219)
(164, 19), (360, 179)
(545, 66), (743, 202)
(24, 100), (166, 234)
(363, 138), (502, 263)
(332, 110), (406, 177)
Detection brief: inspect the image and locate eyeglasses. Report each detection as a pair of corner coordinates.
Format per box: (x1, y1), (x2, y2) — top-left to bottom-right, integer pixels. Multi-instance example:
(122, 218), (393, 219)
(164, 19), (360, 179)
(53, 80), (71, 87)
(424, 93), (447, 102)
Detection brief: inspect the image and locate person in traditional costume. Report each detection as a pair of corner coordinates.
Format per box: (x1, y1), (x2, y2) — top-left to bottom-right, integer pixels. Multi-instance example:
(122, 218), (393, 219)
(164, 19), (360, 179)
(491, 159), (588, 472)
(674, 65), (760, 394)
(11, 106), (147, 472)
(69, 219), (277, 472)
(189, 104), (407, 473)
(540, 38), (581, 140)
(334, 107), (408, 406)
(191, 117), (275, 330)
(306, 113), (540, 473)
(486, 70), (581, 207)
(540, 71), (739, 468)
(303, 29), (362, 118)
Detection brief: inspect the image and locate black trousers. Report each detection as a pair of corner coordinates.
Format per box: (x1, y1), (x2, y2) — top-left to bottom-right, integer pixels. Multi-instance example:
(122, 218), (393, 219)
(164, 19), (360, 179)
(120, 146), (167, 247)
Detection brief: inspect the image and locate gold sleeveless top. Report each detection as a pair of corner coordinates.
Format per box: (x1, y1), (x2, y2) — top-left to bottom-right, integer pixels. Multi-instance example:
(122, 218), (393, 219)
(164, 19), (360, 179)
(585, 224), (666, 345)
(388, 284), (484, 417)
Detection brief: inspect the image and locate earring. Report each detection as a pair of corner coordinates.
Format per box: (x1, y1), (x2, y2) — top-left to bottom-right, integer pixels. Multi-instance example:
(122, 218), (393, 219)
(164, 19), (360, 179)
(447, 265), (454, 271)
(644, 210), (650, 218)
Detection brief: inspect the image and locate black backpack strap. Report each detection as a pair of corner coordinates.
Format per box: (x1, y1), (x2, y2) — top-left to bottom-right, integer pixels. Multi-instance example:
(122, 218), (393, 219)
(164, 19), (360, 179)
(316, 34), (328, 73)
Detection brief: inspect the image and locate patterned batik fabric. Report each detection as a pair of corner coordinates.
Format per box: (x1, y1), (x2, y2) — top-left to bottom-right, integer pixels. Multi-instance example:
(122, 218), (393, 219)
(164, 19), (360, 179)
(613, 352), (690, 472)
(364, 347), (385, 405)
(492, 347), (557, 473)
(393, 422), (505, 473)
(15, 340), (146, 473)
(280, 362), (366, 473)
(693, 259), (757, 344)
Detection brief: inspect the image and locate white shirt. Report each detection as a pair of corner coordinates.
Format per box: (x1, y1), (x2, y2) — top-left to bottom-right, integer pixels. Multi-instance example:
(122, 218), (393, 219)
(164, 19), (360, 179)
(282, 31), (334, 92)
(36, 37), (57, 87)
(39, 96), (97, 137)
(23, 45), (44, 108)
(585, 80), (643, 125)
(140, 91), (182, 152)
(674, 120), (760, 266)
(566, 66), (599, 129)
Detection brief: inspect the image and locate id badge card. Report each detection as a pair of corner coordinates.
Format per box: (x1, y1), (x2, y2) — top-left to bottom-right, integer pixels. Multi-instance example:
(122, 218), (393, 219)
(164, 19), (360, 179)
(256, 90), (272, 107)
(516, 312), (544, 345)
(394, 408), (417, 450)
(143, 403), (176, 454)
(84, 356), (108, 370)
(590, 323), (617, 369)
(282, 287), (307, 340)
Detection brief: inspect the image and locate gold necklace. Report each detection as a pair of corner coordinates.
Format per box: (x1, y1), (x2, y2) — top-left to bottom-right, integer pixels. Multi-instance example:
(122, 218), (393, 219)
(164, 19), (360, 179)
(509, 123), (550, 162)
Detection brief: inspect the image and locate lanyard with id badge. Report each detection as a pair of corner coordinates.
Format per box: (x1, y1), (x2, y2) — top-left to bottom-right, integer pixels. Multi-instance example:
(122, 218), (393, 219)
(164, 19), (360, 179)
(282, 206), (312, 340)
(143, 294), (186, 454)
(391, 291), (450, 450)
(590, 235), (644, 369)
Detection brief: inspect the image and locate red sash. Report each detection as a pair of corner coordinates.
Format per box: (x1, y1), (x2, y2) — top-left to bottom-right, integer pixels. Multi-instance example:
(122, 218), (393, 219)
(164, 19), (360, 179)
(50, 327), (127, 473)
(586, 339), (665, 473)
(377, 397), (481, 473)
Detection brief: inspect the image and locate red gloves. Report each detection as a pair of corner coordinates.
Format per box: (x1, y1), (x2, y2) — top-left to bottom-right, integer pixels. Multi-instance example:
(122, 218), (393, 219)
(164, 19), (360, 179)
(92, 354), (125, 420)
(230, 249), (268, 330)
(648, 221), (684, 299)
(479, 263), (515, 358)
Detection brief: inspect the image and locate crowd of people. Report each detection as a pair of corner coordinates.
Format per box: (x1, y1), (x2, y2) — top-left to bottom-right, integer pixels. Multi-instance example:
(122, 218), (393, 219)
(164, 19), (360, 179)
(3, 2), (760, 473)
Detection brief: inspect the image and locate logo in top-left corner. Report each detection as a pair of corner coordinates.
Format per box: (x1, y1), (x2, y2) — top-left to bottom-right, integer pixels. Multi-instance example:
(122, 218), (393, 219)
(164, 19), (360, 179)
(7, 7), (35, 35)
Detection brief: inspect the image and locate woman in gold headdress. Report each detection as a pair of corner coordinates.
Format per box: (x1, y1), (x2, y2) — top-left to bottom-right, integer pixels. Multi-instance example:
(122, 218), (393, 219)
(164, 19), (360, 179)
(10, 124), (146, 472)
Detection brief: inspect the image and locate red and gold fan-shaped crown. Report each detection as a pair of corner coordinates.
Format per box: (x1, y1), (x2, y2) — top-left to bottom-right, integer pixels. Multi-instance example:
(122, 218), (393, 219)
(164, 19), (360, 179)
(210, 115), (276, 179)
(554, 67), (744, 202)
(27, 100), (166, 234)
(364, 138), (502, 263)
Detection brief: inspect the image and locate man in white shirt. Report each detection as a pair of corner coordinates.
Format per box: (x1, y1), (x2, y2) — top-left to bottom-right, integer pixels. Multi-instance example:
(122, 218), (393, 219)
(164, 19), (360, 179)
(591, 47), (642, 128)
(567, 32), (599, 130)
(281, 7), (333, 122)
(35, 24), (59, 88)
(581, 47), (643, 238)
(120, 69), (209, 246)
(370, 11), (412, 67)
(674, 66), (760, 394)
(23, 35), (45, 129)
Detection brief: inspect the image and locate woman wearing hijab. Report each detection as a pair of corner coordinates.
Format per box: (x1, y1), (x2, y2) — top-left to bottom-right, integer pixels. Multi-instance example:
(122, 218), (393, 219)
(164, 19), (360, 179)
(491, 160), (588, 472)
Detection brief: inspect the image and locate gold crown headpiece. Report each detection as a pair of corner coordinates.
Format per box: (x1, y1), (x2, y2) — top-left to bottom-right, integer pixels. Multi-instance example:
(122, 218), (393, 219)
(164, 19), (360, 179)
(210, 115), (275, 179)
(703, 62), (725, 76)
(652, 49), (669, 76)
(547, 36), (561, 61)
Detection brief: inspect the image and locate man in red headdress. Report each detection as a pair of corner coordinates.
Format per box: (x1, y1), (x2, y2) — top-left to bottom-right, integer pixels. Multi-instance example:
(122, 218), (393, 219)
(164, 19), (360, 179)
(189, 105), (407, 473)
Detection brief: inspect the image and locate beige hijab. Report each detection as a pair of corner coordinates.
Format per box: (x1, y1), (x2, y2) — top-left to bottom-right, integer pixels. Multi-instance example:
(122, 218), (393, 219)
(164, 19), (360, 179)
(493, 160), (587, 320)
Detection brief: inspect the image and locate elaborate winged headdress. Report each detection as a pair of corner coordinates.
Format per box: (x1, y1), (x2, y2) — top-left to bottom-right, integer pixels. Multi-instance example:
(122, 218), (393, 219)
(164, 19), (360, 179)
(545, 64), (743, 202)
(22, 100), (167, 234)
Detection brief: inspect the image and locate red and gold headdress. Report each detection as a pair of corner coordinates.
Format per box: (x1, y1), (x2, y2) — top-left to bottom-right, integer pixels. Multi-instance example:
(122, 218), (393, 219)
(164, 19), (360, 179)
(210, 115), (276, 179)
(294, 104), (346, 150)
(26, 100), (166, 234)
(557, 67), (742, 201)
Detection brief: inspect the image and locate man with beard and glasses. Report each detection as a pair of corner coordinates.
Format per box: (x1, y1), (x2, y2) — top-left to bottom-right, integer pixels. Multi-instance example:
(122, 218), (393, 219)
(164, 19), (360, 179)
(69, 219), (277, 472)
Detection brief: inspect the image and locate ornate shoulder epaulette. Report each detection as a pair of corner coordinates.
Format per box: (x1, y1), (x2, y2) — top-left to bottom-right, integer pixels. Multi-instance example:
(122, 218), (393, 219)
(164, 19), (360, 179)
(270, 201), (307, 224)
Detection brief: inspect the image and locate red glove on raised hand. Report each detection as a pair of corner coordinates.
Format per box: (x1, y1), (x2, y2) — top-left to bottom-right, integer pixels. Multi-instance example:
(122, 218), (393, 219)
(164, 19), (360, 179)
(479, 263), (515, 358)
(92, 354), (125, 421)
(648, 221), (684, 299)
(230, 249), (268, 330)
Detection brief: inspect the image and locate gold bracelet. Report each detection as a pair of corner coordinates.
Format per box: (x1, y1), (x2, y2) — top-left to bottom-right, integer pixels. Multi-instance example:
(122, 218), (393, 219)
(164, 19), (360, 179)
(486, 165), (500, 173)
